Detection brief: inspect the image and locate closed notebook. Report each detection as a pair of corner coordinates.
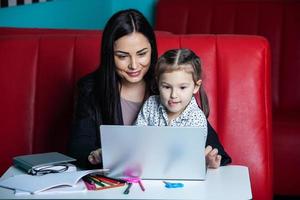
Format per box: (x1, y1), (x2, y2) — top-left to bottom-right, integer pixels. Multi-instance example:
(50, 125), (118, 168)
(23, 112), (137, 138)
(13, 152), (76, 175)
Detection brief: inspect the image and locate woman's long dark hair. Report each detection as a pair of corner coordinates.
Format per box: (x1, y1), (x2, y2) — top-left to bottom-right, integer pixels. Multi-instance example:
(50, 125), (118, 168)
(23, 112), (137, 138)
(96, 9), (158, 124)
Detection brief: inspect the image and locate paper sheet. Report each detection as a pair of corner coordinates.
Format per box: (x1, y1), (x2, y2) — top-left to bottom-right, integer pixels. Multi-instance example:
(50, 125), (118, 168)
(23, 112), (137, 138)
(14, 180), (87, 195)
(0, 169), (107, 194)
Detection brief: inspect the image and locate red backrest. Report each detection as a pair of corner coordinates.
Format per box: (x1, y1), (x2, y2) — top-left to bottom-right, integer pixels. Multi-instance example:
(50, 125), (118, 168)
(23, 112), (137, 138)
(0, 30), (271, 200)
(0, 33), (102, 175)
(156, 0), (300, 114)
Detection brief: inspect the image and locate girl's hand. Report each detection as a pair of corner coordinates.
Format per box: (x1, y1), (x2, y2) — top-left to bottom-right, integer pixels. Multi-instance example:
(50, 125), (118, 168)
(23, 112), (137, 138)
(88, 148), (102, 165)
(205, 145), (222, 169)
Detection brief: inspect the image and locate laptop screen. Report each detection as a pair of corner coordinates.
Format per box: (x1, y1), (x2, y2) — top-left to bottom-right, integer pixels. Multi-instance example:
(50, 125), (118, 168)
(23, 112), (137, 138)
(100, 125), (207, 180)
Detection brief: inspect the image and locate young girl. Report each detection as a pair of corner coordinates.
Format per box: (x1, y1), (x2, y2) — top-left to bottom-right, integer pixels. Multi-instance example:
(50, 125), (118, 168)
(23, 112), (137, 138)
(135, 48), (208, 133)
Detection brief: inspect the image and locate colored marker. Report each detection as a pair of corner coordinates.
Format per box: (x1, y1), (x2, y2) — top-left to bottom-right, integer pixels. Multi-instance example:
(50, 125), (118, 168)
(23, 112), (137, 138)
(123, 183), (132, 194)
(138, 180), (145, 191)
(82, 176), (94, 185)
(82, 179), (96, 190)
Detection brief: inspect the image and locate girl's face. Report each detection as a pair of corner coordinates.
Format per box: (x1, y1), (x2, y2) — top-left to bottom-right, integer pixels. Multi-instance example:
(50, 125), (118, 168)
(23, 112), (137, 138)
(158, 67), (201, 120)
(114, 32), (152, 85)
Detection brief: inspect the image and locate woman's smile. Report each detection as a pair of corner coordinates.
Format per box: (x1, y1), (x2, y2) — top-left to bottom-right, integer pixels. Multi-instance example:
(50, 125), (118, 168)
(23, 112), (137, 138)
(126, 70), (142, 77)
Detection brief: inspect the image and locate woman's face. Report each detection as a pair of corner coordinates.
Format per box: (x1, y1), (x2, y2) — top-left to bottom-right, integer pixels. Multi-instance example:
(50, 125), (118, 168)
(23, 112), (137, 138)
(114, 32), (152, 85)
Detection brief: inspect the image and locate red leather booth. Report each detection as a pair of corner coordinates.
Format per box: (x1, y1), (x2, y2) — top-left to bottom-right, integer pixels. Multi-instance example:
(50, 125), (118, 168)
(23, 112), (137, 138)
(156, 0), (300, 197)
(0, 29), (271, 200)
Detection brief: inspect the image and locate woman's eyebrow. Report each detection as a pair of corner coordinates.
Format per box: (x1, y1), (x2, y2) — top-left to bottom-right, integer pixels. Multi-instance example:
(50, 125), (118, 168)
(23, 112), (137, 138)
(114, 48), (148, 55)
(137, 48), (148, 53)
(114, 50), (129, 55)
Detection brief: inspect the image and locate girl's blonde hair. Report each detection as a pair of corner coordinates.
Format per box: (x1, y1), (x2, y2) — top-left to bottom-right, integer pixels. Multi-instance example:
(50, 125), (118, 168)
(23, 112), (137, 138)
(155, 48), (210, 117)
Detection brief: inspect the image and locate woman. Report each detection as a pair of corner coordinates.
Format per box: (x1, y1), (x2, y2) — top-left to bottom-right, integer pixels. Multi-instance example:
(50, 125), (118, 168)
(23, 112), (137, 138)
(68, 9), (231, 169)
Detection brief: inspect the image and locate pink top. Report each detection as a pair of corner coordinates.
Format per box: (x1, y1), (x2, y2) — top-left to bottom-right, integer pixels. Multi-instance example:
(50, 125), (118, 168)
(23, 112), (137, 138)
(120, 97), (143, 125)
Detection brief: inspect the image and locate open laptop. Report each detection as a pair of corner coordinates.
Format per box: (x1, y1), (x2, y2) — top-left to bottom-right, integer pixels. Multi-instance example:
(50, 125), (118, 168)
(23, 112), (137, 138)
(100, 125), (207, 180)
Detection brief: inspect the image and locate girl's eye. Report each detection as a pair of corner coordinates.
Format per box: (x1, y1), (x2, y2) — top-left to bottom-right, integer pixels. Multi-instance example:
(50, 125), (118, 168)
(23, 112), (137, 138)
(162, 85), (170, 89)
(180, 86), (187, 90)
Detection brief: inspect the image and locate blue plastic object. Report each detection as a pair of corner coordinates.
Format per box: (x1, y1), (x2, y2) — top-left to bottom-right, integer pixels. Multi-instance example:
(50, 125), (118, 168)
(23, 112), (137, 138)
(163, 181), (184, 188)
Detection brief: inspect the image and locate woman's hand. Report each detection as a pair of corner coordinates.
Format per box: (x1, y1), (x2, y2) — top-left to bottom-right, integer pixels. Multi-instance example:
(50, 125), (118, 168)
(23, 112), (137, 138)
(88, 148), (102, 165)
(205, 145), (221, 169)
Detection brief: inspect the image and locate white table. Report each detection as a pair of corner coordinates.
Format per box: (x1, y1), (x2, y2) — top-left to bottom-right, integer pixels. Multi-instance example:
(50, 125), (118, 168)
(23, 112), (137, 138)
(0, 165), (252, 199)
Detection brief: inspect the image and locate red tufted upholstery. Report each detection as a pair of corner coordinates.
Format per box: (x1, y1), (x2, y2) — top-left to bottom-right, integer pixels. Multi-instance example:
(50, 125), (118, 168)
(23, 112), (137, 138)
(0, 29), (271, 200)
(155, 0), (300, 196)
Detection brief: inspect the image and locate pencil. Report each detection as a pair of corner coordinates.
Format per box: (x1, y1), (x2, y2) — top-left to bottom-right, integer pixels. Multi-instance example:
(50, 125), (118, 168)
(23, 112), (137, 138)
(88, 176), (106, 187)
(98, 175), (126, 184)
(93, 176), (118, 185)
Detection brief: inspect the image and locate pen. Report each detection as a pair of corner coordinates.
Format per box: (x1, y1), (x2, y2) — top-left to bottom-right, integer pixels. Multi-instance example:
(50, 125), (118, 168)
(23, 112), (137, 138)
(123, 182), (132, 194)
(138, 180), (145, 191)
